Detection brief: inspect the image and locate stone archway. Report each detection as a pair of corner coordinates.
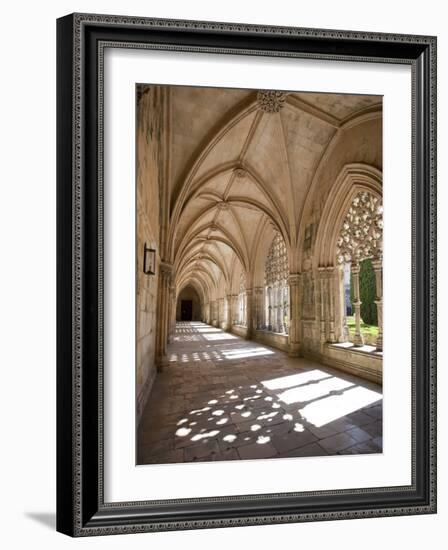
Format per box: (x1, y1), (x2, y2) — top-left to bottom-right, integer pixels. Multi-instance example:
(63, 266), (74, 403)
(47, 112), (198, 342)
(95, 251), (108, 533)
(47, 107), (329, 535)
(136, 85), (384, 434)
(176, 285), (202, 322)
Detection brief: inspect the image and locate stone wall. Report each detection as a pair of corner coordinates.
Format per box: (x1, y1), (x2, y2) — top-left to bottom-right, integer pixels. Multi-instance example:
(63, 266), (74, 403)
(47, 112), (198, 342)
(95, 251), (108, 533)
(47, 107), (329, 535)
(231, 325), (248, 338)
(322, 344), (382, 384)
(136, 86), (163, 424)
(254, 330), (289, 353)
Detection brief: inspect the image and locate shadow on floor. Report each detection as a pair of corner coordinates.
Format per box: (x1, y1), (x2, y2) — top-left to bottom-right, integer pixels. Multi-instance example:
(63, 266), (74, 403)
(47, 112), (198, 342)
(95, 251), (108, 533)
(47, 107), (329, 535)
(25, 512), (56, 530)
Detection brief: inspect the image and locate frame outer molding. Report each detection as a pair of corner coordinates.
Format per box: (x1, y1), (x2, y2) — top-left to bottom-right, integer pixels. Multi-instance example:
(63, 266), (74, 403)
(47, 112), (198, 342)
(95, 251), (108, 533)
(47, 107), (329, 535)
(56, 12), (437, 537)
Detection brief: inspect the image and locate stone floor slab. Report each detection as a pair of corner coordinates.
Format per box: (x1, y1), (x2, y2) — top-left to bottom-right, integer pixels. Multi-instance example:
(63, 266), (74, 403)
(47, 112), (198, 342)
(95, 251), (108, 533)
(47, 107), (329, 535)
(318, 432), (358, 454)
(138, 322), (383, 464)
(237, 441), (278, 460)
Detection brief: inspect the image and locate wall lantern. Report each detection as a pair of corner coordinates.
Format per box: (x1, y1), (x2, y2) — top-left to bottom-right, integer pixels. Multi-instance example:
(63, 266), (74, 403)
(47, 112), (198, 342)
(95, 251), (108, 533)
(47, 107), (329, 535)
(143, 243), (156, 275)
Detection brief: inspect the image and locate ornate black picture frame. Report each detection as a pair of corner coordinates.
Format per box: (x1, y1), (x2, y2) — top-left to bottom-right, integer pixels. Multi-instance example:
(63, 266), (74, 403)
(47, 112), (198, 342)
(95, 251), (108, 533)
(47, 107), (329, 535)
(56, 13), (437, 537)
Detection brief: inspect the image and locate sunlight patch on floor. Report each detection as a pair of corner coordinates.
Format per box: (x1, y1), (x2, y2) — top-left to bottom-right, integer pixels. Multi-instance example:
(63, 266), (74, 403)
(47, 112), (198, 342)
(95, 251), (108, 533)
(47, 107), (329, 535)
(152, 322), (383, 459)
(202, 333), (238, 341)
(277, 377), (354, 405)
(261, 369), (329, 391)
(221, 346), (274, 359)
(299, 386), (382, 427)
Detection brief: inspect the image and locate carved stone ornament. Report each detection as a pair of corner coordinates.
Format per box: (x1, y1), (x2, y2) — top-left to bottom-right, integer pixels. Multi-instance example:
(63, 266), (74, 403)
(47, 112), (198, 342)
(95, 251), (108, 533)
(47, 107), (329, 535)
(159, 261), (173, 276)
(216, 200), (229, 210)
(257, 90), (288, 113)
(336, 191), (383, 264)
(234, 167), (247, 179)
(265, 231), (289, 285)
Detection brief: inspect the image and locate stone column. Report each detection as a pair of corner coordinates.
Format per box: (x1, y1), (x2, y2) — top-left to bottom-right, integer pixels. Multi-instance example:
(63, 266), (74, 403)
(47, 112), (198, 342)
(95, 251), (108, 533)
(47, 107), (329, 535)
(288, 273), (301, 356)
(284, 285), (289, 335)
(245, 288), (253, 339)
(214, 300), (219, 326)
(220, 297), (225, 329)
(267, 286), (273, 331)
(277, 284), (284, 333)
(272, 284), (277, 332)
(155, 261), (173, 369)
(217, 297), (222, 327)
(372, 259), (383, 351)
(230, 294), (237, 326)
(225, 294), (232, 331)
(167, 283), (176, 343)
(350, 262), (364, 346)
(254, 286), (263, 330)
(327, 267), (336, 343)
(318, 267), (327, 343)
(340, 266), (350, 342)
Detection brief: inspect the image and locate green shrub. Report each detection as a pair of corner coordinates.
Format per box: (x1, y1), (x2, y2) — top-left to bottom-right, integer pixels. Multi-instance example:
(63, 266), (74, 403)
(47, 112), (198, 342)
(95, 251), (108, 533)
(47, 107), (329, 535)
(350, 259), (378, 326)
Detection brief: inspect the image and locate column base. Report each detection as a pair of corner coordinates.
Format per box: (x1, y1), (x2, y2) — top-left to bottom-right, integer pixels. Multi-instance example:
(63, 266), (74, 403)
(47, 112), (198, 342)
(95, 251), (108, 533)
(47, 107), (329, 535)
(375, 335), (383, 352)
(156, 354), (169, 372)
(353, 334), (364, 346)
(288, 343), (300, 357)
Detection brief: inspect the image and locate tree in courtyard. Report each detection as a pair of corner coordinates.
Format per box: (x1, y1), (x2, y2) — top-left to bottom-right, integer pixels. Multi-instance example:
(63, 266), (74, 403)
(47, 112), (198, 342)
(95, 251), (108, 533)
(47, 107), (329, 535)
(350, 259), (378, 326)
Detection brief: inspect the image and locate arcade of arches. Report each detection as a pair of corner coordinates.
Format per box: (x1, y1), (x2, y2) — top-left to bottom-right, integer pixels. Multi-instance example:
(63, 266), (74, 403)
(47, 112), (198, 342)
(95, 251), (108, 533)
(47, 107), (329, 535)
(137, 85), (383, 463)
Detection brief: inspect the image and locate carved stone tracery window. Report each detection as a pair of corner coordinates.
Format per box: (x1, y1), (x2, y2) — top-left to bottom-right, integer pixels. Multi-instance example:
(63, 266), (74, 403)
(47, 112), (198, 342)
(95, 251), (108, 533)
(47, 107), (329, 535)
(336, 191), (383, 265)
(264, 232), (289, 334)
(336, 191), (383, 350)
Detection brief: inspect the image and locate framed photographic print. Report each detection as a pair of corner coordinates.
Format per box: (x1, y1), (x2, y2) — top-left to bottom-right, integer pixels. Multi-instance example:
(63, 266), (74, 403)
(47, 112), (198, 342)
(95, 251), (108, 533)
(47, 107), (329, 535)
(56, 13), (437, 536)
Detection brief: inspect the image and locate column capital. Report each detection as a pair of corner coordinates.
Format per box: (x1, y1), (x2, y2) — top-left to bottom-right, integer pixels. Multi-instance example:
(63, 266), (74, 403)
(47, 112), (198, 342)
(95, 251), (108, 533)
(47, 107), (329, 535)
(371, 258), (383, 271)
(317, 266), (330, 279)
(288, 273), (301, 285)
(350, 262), (361, 275)
(159, 261), (174, 276)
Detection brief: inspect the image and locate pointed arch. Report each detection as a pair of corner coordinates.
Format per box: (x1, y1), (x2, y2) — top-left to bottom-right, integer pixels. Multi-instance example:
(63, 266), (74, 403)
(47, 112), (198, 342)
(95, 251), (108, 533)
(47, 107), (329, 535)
(313, 163), (382, 268)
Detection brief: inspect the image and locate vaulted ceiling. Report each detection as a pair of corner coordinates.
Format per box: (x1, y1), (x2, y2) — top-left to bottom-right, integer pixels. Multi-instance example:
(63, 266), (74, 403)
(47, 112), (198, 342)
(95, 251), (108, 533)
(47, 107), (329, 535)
(166, 86), (382, 301)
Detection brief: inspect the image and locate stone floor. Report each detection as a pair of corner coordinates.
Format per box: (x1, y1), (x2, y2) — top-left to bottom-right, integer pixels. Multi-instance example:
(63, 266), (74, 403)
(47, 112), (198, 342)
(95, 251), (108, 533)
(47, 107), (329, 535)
(137, 322), (382, 464)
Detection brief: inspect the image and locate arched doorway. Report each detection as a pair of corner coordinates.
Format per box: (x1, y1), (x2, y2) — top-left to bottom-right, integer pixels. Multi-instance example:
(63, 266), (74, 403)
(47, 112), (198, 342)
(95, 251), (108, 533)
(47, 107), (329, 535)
(176, 285), (202, 321)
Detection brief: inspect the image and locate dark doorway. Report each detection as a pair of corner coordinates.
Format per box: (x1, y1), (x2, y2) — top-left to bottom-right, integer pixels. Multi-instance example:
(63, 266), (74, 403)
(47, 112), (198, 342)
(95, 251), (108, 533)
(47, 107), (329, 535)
(180, 300), (193, 321)
(176, 285), (201, 321)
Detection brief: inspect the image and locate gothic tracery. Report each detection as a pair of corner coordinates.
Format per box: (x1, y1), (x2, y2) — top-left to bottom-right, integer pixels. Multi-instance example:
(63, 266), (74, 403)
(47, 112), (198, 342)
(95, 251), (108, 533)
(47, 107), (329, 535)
(336, 191), (383, 265)
(264, 232), (289, 334)
(336, 190), (383, 350)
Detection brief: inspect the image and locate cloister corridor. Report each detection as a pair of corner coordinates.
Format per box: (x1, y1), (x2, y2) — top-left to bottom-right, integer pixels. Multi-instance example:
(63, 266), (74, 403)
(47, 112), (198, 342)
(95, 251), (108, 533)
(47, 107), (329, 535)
(137, 322), (382, 465)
